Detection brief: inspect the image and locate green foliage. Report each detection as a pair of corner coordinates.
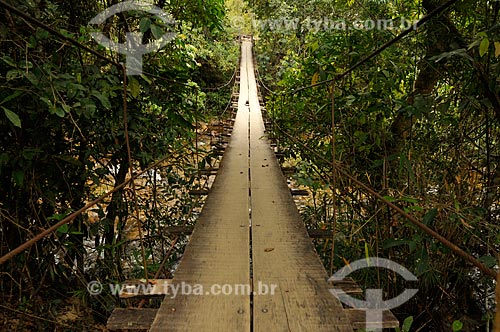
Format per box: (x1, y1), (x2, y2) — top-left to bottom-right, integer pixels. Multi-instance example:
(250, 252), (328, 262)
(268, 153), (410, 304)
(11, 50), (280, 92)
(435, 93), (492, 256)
(395, 316), (413, 332)
(452, 320), (463, 331)
(2, 107), (21, 127)
(250, 0), (500, 330)
(0, 0), (237, 327)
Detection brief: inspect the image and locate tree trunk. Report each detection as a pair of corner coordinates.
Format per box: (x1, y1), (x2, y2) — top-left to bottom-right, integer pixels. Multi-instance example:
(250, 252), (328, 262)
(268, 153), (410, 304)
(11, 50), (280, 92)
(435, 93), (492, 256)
(388, 0), (465, 157)
(102, 156), (129, 278)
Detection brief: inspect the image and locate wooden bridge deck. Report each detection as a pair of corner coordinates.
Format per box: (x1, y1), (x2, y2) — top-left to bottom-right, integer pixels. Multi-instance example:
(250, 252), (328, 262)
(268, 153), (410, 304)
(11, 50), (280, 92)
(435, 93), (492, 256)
(149, 38), (354, 332)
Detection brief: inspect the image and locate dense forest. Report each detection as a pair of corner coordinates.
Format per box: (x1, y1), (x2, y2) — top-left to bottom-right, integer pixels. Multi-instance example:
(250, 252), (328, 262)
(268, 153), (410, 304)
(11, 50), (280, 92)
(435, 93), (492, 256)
(1, 0), (499, 331)
(0, 0), (236, 329)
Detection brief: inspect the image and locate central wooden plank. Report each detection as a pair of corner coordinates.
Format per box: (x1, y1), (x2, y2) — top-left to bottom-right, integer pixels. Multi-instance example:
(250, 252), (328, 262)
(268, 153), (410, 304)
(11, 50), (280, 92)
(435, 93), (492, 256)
(245, 40), (354, 332)
(150, 38), (354, 332)
(149, 40), (252, 332)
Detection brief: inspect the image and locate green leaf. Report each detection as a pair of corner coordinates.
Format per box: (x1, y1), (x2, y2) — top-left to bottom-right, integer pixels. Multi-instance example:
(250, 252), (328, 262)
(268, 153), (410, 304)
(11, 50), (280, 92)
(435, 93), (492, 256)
(48, 214), (65, 221)
(58, 28), (73, 38)
(139, 18), (151, 33)
(401, 196), (418, 204)
(423, 208), (437, 225)
(6, 69), (22, 81)
(2, 107), (21, 128)
(129, 77), (141, 98)
(91, 91), (111, 109)
(12, 169), (24, 186)
(28, 35), (37, 48)
(62, 104), (71, 114)
(478, 255), (497, 268)
(19, 61), (33, 69)
(452, 320), (463, 331)
(1, 90), (23, 105)
(56, 224), (69, 234)
(22, 148), (42, 160)
(35, 28), (49, 40)
(1, 56), (17, 67)
(401, 316), (413, 332)
(78, 98), (96, 117)
(151, 24), (164, 39)
(40, 97), (53, 108)
(54, 107), (65, 118)
(383, 238), (415, 250)
(383, 195), (396, 202)
(479, 37), (490, 57)
(0, 153), (9, 165)
(141, 74), (152, 85)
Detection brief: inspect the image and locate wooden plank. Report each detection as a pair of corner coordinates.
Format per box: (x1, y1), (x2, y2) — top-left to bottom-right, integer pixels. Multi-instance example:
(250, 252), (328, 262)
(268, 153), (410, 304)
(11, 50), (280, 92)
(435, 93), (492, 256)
(344, 309), (399, 329)
(188, 189), (209, 196)
(211, 144), (227, 151)
(163, 226), (194, 236)
(245, 39), (354, 332)
(107, 308), (157, 330)
(290, 189), (309, 196)
(198, 169), (218, 176)
(275, 152), (285, 158)
(165, 226), (352, 240)
(329, 277), (363, 296)
(149, 40), (252, 332)
(119, 279), (173, 298)
(307, 229), (333, 239)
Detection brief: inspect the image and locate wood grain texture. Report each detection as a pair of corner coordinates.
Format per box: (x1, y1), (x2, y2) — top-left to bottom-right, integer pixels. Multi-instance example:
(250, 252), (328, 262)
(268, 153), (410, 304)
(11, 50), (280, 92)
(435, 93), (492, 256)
(345, 309), (399, 329)
(149, 39), (354, 332)
(107, 308), (157, 330)
(244, 40), (354, 332)
(149, 39), (252, 332)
